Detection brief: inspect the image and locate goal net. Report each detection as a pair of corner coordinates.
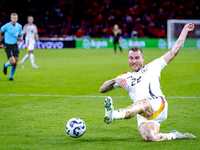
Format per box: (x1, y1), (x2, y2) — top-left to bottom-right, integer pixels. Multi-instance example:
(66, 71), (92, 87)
(167, 19), (200, 49)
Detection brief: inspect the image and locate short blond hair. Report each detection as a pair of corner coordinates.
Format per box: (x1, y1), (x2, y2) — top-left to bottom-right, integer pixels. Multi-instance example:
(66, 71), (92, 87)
(11, 13), (18, 17)
(128, 46), (143, 55)
(27, 15), (33, 19)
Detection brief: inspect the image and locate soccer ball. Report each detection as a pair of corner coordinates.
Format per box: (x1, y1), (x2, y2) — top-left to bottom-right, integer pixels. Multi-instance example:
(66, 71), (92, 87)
(66, 118), (86, 138)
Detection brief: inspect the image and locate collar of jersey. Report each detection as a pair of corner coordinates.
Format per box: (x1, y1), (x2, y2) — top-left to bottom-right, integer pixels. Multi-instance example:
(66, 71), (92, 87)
(131, 66), (145, 74)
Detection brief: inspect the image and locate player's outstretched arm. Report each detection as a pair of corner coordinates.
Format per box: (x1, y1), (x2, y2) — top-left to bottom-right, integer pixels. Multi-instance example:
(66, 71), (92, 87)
(100, 79), (116, 93)
(100, 78), (127, 93)
(163, 22), (194, 64)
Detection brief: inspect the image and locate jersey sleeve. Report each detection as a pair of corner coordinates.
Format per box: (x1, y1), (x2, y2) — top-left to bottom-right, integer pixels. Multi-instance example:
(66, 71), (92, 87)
(113, 72), (127, 89)
(0, 24), (7, 33)
(149, 56), (167, 72)
(22, 24), (27, 34)
(18, 25), (23, 36)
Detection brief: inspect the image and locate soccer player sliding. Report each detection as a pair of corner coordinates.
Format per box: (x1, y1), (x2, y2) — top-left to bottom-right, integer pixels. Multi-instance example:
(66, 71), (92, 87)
(100, 23), (196, 142)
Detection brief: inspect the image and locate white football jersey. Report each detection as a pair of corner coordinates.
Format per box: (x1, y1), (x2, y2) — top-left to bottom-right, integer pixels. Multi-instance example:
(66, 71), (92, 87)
(113, 57), (167, 103)
(23, 24), (37, 40)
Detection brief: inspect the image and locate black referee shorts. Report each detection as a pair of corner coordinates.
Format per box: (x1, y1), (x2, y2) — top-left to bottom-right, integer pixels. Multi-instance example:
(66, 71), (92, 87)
(5, 44), (19, 59)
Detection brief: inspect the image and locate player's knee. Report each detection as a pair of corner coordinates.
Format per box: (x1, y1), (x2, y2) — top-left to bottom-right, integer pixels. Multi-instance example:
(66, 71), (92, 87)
(142, 134), (157, 142)
(10, 60), (17, 66)
(133, 104), (144, 114)
(10, 61), (16, 65)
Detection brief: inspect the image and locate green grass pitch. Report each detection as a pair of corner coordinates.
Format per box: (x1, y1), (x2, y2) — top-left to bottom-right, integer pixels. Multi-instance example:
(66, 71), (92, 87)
(0, 48), (199, 150)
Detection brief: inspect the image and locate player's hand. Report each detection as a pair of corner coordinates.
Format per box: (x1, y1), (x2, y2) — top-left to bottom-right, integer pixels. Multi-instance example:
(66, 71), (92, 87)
(184, 23), (194, 32)
(0, 44), (4, 48)
(18, 36), (23, 43)
(114, 78), (127, 89)
(109, 36), (113, 42)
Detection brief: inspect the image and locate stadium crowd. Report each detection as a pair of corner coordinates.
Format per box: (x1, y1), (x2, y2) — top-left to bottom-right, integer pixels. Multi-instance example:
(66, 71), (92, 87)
(0, 0), (199, 38)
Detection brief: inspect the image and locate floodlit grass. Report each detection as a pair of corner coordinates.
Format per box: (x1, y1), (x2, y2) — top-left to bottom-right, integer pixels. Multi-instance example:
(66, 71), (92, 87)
(0, 48), (199, 150)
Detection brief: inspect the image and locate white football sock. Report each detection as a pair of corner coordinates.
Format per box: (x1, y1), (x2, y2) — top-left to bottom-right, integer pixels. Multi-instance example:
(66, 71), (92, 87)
(30, 53), (35, 66)
(113, 109), (125, 120)
(21, 54), (29, 63)
(165, 133), (176, 140)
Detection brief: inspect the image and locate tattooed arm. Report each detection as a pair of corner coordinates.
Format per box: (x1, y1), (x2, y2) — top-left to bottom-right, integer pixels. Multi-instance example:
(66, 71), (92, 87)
(100, 78), (127, 93)
(99, 79), (115, 93)
(163, 22), (194, 64)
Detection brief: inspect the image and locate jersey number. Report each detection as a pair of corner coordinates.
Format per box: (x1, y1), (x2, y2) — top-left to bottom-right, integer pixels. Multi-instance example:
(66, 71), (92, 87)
(127, 76), (141, 86)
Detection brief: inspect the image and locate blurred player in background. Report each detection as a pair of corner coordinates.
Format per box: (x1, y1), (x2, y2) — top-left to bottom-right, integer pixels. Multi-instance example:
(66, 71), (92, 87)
(0, 13), (23, 81)
(20, 16), (39, 68)
(110, 24), (122, 54)
(100, 23), (195, 142)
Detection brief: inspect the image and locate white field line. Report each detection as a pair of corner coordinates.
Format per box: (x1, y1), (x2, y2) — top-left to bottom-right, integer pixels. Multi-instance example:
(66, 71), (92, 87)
(0, 94), (200, 99)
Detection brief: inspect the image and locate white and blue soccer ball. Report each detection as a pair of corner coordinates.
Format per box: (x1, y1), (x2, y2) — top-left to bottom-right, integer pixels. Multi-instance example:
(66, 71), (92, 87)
(66, 118), (86, 138)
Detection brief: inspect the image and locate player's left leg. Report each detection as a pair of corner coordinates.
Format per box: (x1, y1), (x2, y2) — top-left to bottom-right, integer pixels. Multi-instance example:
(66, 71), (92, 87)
(3, 47), (15, 75)
(138, 122), (195, 142)
(20, 40), (30, 68)
(4, 57), (16, 76)
(3, 61), (11, 75)
(20, 53), (29, 68)
(117, 42), (122, 54)
(9, 56), (18, 81)
(138, 122), (168, 142)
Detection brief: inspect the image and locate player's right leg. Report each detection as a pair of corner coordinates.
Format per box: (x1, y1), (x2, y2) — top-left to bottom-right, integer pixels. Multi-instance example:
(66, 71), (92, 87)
(4, 44), (19, 81)
(170, 130), (196, 139)
(3, 48), (13, 75)
(123, 99), (154, 119)
(117, 42), (122, 54)
(3, 50), (16, 75)
(29, 49), (38, 68)
(104, 97), (153, 124)
(104, 99), (153, 123)
(104, 96), (127, 124)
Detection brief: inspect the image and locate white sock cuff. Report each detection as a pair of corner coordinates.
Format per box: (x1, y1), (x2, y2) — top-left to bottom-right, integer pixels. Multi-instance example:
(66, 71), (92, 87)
(113, 109), (125, 120)
(165, 133), (176, 140)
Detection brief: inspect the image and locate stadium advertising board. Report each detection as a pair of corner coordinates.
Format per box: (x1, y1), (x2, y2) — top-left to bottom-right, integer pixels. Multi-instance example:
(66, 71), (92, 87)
(18, 40), (65, 49)
(18, 37), (76, 49)
(17, 38), (200, 49)
(76, 38), (200, 49)
(76, 38), (168, 49)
